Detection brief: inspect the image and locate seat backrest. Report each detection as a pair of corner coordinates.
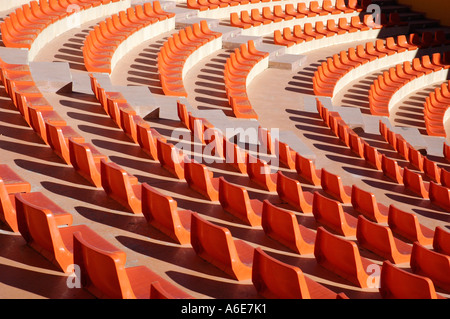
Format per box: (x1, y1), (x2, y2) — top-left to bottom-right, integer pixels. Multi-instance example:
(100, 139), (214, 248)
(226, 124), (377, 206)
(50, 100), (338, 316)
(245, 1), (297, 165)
(314, 226), (369, 288)
(156, 139), (185, 179)
(351, 184), (386, 223)
(433, 226), (450, 256)
(0, 178), (17, 232)
(73, 231), (136, 299)
(184, 160), (218, 201)
(320, 168), (350, 203)
(380, 260), (438, 299)
(252, 247), (311, 299)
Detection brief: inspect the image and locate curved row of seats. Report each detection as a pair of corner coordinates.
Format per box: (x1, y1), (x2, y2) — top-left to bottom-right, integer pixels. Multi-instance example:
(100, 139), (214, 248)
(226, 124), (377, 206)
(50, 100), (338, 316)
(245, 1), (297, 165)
(313, 32), (450, 98)
(158, 21), (222, 97)
(369, 52), (450, 116)
(224, 40), (269, 119)
(424, 80), (450, 137)
(0, 0), (130, 60)
(229, 1), (363, 36)
(82, 1), (176, 73)
(273, 14), (408, 55)
(316, 99), (450, 210)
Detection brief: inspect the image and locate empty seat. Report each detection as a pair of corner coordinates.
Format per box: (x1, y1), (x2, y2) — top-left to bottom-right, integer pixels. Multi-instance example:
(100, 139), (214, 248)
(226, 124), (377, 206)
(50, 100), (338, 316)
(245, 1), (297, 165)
(156, 139), (187, 180)
(141, 183), (191, 245)
(184, 160), (219, 201)
(261, 200), (315, 255)
(68, 138), (107, 188)
(314, 226), (373, 288)
(252, 247), (346, 299)
(14, 192), (98, 272)
(410, 242), (450, 292)
(246, 155), (278, 192)
(218, 177), (262, 227)
(276, 171), (313, 214)
(351, 184), (389, 223)
(387, 205), (434, 246)
(381, 155), (404, 185)
(295, 153), (321, 186)
(136, 121), (165, 161)
(379, 260), (445, 299)
(312, 192), (357, 237)
(403, 167), (429, 199)
(190, 212), (254, 281)
(429, 181), (450, 211)
(73, 231), (191, 299)
(433, 226), (450, 256)
(356, 215), (412, 264)
(320, 168), (352, 204)
(100, 160), (142, 214)
(45, 122), (85, 165)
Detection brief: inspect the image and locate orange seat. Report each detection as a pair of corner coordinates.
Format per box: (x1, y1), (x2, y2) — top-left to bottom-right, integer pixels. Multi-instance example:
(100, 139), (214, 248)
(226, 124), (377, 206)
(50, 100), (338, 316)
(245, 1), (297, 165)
(356, 215), (412, 264)
(276, 139), (296, 169)
(381, 155), (404, 184)
(223, 138), (248, 174)
(14, 192), (93, 273)
(351, 184), (389, 223)
(295, 153), (321, 186)
(403, 167), (429, 198)
(379, 260), (445, 299)
(141, 183), (191, 245)
(429, 181), (450, 211)
(136, 121), (165, 161)
(0, 172), (31, 233)
(261, 200), (315, 254)
(276, 171), (313, 214)
(218, 177), (262, 226)
(320, 168), (352, 204)
(190, 212), (254, 281)
(68, 138), (107, 188)
(73, 231), (191, 299)
(433, 226), (450, 256)
(246, 155), (278, 192)
(363, 143), (382, 170)
(387, 205), (435, 246)
(252, 247), (346, 299)
(314, 226), (373, 288)
(410, 242), (450, 292)
(100, 160), (142, 214)
(45, 122), (85, 165)
(184, 160), (219, 201)
(312, 192), (357, 237)
(156, 139), (186, 180)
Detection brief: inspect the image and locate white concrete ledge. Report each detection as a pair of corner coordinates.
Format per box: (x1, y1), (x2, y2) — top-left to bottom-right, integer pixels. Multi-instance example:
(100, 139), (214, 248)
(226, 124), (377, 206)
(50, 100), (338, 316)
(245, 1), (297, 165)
(27, 0), (131, 60)
(110, 16), (176, 73)
(182, 35), (223, 79)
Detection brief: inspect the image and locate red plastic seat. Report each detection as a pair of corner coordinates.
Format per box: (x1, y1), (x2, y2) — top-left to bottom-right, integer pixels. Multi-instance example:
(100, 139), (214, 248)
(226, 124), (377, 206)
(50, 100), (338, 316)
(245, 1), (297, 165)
(68, 138), (107, 188)
(184, 160), (219, 201)
(246, 155), (278, 192)
(223, 138), (248, 174)
(136, 121), (165, 161)
(379, 260), (445, 299)
(261, 200), (315, 254)
(410, 242), (450, 292)
(387, 205), (435, 246)
(45, 122), (85, 165)
(218, 177), (262, 226)
(429, 181), (450, 211)
(14, 192), (97, 273)
(314, 226), (374, 288)
(357, 215), (412, 264)
(312, 192), (357, 237)
(190, 212), (254, 281)
(295, 153), (321, 186)
(100, 160), (142, 214)
(381, 155), (404, 184)
(276, 171), (313, 214)
(141, 183), (192, 245)
(433, 226), (450, 256)
(252, 247), (346, 299)
(156, 139), (186, 180)
(320, 168), (352, 204)
(275, 139), (296, 169)
(403, 167), (429, 199)
(351, 184), (389, 223)
(73, 230), (191, 299)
